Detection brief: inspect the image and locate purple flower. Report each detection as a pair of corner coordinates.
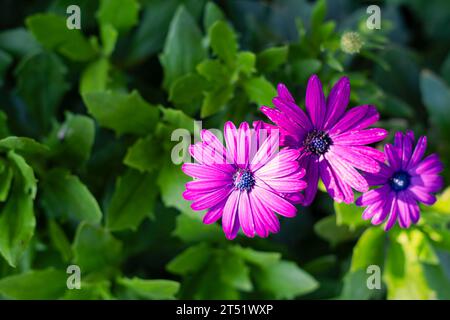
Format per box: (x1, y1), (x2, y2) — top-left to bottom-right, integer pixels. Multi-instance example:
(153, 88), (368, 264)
(356, 131), (444, 231)
(182, 121), (307, 240)
(261, 75), (388, 205)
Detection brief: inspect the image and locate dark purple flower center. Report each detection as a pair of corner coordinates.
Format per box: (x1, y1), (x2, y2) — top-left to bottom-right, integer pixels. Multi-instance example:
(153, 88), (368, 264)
(233, 169), (255, 191)
(389, 171), (411, 192)
(304, 130), (333, 155)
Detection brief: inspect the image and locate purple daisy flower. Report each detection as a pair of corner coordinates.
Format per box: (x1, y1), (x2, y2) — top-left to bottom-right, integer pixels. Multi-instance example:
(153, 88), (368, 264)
(356, 131), (444, 231)
(261, 74), (388, 205)
(182, 121), (307, 240)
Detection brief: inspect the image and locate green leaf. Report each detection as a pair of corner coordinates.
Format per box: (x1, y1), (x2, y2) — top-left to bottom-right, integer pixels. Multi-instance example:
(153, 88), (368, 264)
(83, 90), (160, 136)
(80, 58), (110, 95)
(45, 112), (95, 167)
(236, 51), (256, 76)
(314, 215), (356, 246)
(169, 73), (206, 106)
(160, 5), (206, 90)
(254, 261), (318, 299)
(158, 162), (191, 213)
(197, 59), (229, 86)
(429, 187), (450, 214)
(41, 169), (102, 224)
(15, 52), (70, 134)
(172, 213), (223, 243)
(124, 135), (163, 172)
(0, 136), (49, 158)
(0, 185), (35, 267)
(106, 169), (157, 231)
(311, 0), (326, 37)
(420, 70), (450, 139)
(0, 165), (13, 202)
(0, 111), (9, 138)
(218, 250), (253, 292)
(208, 20), (238, 66)
(340, 269), (379, 300)
(350, 227), (386, 272)
(0, 49), (12, 86)
(48, 219), (72, 262)
(243, 76), (276, 107)
(203, 2), (225, 31)
(291, 58), (322, 83)
(0, 268), (66, 299)
(229, 245), (281, 268)
(7, 150), (37, 199)
(63, 278), (112, 300)
(73, 223), (122, 274)
(26, 14), (96, 61)
(0, 28), (40, 57)
(167, 243), (211, 276)
(97, 0), (140, 33)
(118, 277), (180, 299)
(100, 24), (118, 56)
(335, 202), (369, 231)
(384, 230), (439, 299)
(201, 84), (234, 118)
(256, 46), (288, 73)
(326, 54), (344, 72)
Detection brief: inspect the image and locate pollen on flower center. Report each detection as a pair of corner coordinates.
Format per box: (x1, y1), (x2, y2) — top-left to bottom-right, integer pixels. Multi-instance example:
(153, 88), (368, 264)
(389, 171), (411, 192)
(303, 130), (333, 155)
(233, 169), (255, 191)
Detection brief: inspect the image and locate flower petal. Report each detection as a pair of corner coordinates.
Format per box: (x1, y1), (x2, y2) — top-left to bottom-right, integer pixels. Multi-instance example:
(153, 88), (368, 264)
(299, 155), (320, 205)
(332, 128), (388, 146)
(222, 190), (241, 239)
(324, 76), (350, 129)
(329, 105), (380, 135)
(224, 121), (238, 164)
(238, 191), (255, 237)
(326, 151), (369, 192)
(252, 186), (297, 218)
(305, 74), (326, 129)
(191, 187), (233, 211)
(407, 136), (427, 170)
(182, 163), (232, 179)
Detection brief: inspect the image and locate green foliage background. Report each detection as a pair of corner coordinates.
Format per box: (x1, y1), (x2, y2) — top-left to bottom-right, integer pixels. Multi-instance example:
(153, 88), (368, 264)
(0, 0), (449, 300)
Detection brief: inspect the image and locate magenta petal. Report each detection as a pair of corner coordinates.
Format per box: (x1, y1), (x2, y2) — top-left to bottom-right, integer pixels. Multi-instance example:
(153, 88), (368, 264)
(408, 185), (437, 205)
(407, 136), (427, 169)
(203, 201), (225, 224)
(238, 191), (255, 237)
(324, 76), (350, 130)
(385, 144), (401, 171)
(371, 192), (393, 225)
(411, 175), (444, 193)
(257, 177), (307, 193)
(186, 179), (228, 192)
(356, 185), (390, 206)
(384, 196), (399, 231)
(252, 186), (297, 218)
(333, 128), (388, 146)
(409, 154), (444, 176)
(397, 191), (412, 228)
(277, 83), (295, 102)
(191, 187), (233, 210)
(222, 190), (240, 238)
(201, 129), (226, 159)
(224, 121), (238, 164)
(272, 97), (312, 131)
(331, 145), (381, 174)
(362, 200), (385, 220)
(249, 132), (279, 172)
(320, 158), (344, 203)
(250, 191), (280, 233)
(329, 105), (379, 135)
(236, 122), (250, 167)
(305, 74), (326, 129)
(299, 155), (320, 206)
(182, 163), (232, 179)
(326, 151), (369, 192)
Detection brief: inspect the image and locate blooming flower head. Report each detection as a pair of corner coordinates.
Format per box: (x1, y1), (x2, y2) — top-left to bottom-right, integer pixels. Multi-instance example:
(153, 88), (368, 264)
(356, 131), (444, 231)
(261, 75), (388, 205)
(182, 121), (306, 240)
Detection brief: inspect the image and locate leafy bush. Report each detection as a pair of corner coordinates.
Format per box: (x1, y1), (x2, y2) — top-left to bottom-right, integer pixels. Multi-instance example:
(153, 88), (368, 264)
(0, 0), (448, 300)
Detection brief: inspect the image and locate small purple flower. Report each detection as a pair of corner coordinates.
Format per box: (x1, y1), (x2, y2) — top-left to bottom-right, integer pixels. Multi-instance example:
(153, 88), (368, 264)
(182, 121), (307, 240)
(356, 131), (444, 230)
(261, 75), (388, 205)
